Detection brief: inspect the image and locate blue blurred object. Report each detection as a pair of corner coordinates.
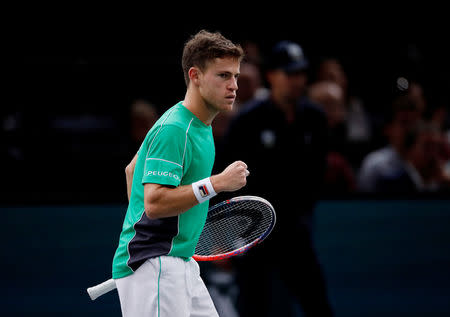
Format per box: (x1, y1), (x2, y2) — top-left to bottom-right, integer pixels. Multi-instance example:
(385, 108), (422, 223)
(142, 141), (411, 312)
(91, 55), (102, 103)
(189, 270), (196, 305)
(266, 40), (309, 74)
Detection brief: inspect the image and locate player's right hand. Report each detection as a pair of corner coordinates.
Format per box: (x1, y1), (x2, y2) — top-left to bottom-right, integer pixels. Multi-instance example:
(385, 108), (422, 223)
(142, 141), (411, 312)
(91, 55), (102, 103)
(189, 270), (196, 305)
(211, 161), (249, 193)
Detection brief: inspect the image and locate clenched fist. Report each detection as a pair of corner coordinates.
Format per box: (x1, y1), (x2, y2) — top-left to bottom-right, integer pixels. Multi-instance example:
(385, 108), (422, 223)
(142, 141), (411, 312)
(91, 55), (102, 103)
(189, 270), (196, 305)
(211, 161), (249, 193)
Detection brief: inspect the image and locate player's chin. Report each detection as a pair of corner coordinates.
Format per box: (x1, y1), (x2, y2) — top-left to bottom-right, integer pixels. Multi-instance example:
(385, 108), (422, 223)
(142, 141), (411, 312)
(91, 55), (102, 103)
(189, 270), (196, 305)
(221, 99), (235, 111)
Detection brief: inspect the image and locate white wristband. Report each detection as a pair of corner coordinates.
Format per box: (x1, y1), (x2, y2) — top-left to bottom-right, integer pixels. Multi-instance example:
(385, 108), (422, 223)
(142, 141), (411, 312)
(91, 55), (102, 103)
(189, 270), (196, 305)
(192, 177), (217, 204)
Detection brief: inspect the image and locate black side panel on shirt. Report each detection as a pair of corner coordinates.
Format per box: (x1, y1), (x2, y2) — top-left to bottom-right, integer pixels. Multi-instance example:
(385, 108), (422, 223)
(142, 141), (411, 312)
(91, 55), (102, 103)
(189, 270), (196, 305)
(127, 212), (178, 272)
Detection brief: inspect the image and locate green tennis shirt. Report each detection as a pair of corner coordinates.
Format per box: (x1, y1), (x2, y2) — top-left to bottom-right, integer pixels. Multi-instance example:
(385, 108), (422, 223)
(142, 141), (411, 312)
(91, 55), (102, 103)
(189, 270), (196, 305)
(112, 101), (215, 279)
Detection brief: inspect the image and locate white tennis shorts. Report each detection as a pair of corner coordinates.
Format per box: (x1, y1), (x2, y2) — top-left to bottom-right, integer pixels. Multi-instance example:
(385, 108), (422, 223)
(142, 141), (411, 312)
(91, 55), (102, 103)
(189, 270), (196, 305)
(115, 256), (219, 317)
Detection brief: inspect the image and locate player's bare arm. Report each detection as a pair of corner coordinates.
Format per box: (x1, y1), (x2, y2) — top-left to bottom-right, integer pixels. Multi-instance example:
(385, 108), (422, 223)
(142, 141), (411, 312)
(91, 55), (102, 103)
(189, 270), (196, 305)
(144, 160), (249, 219)
(125, 153), (138, 201)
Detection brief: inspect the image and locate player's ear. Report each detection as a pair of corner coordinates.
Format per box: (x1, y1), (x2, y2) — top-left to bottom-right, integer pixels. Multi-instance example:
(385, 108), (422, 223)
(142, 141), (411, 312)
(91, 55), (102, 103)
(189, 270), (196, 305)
(188, 67), (201, 86)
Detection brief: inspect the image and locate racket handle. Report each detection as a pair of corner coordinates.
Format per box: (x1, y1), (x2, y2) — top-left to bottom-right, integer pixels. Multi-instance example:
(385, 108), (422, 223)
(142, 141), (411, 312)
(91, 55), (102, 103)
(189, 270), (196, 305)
(87, 278), (116, 300)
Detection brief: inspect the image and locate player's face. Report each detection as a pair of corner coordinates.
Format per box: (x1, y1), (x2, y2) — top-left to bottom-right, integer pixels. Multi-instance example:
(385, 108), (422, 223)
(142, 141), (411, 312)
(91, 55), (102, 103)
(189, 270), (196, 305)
(198, 57), (240, 113)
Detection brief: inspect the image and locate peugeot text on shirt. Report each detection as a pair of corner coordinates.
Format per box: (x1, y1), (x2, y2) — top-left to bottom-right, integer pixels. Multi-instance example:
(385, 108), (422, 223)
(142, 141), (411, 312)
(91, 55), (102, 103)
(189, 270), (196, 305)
(146, 170), (181, 181)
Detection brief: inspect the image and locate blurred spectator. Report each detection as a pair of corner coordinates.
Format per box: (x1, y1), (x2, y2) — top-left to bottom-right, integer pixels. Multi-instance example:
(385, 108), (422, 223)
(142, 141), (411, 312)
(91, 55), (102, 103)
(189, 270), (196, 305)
(314, 57), (373, 168)
(308, 81), (356, 194)
(1, 106), (25, 161)
(357, 94), (423, 192)
(201, 260), (240, 317)
(235, 61), (267, 107)
(325, 151), (357, 194)
(241, 40), (263, 68)
(406, 80), (427, 117)
(1, 106), (26, 195)
(430, 104), (449, 132)
(308, 80), (347, 151)
(220, 40), (334, 317)
(128, 98), (159, 151)
(433, 109), (450, 178)
(240, 40), (270, 101)
(377, 121), (450, 193)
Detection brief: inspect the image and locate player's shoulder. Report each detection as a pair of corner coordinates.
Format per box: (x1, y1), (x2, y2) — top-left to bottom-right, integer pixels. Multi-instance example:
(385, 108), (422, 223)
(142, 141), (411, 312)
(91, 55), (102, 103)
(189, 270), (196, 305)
(153, 103), (193, 133)
(143, 110), (187, 145)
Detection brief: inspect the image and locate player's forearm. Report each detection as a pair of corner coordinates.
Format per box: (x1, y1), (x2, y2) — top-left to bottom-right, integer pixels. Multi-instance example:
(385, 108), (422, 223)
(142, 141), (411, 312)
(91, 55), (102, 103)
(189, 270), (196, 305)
(125, 154), (138, 201)
(125, 167), (133, 201)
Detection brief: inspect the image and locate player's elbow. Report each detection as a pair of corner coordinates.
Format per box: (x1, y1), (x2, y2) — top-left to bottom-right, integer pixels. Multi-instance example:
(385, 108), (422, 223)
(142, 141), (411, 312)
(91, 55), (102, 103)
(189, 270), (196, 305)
(145, 206), (160, 220)
(125, 163), (134, 177)
(145, 208), (160, 220)
(144, 189), (164, 219)
(145, 200), (160, 219)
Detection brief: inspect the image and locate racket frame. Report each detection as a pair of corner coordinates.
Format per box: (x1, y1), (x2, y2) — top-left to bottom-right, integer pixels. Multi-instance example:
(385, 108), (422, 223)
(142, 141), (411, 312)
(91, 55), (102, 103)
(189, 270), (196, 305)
(193, 195), (276, 261)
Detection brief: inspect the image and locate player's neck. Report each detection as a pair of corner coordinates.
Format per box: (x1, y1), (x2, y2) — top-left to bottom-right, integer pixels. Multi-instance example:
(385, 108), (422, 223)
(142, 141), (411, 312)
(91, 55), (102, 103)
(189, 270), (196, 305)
(183, 89), (217, 126)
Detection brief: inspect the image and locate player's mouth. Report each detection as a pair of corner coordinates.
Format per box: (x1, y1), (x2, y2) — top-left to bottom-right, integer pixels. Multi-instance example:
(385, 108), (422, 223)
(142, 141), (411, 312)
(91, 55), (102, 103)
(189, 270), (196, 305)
(225, 95), (236, 101)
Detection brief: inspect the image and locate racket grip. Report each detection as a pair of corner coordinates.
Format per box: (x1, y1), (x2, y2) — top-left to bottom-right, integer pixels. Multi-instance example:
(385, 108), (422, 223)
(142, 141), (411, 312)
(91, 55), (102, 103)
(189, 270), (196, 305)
(87, 278), (117, 300)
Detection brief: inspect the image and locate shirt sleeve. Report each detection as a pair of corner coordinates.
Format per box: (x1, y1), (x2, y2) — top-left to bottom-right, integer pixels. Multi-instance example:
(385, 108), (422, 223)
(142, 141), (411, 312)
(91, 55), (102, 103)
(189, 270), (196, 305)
(142, 125), (190, 187)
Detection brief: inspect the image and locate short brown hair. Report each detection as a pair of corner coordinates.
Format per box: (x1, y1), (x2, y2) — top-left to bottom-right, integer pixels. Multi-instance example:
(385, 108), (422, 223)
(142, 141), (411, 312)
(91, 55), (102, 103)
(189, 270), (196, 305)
(182, 30), (244, 86)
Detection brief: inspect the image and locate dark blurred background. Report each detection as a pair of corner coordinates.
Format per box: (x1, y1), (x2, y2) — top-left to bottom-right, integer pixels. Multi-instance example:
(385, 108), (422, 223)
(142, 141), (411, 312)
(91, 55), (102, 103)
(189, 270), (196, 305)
(2, 17), (450, 316)
(4, 36), (449, 203)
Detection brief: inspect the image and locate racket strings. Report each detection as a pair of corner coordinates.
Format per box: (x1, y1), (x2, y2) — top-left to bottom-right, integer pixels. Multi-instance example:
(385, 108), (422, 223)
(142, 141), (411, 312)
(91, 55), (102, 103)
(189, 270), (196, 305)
(195, 200), (274, 256)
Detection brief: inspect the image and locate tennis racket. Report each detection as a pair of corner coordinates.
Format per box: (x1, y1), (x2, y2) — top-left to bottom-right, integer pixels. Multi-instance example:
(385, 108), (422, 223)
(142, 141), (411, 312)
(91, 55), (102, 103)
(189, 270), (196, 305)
(87, 195), (276, 300)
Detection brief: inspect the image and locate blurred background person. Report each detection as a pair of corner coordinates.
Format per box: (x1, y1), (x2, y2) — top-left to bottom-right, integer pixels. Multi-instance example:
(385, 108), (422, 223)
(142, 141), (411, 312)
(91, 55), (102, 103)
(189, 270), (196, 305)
(406, 80), (427, 118)
(308, 81), (356, 195)
(235, 61), (267, 108)
(117, 98), (160, 187)
(357, 94), (423, 193)
(429, 97), (450, 180)
(377, 121), (450, 193)
(220, 40), (334, 317)
(307, 80), (346, 153)
(314, 57), (374, 169)
(127, 98), (159, 152)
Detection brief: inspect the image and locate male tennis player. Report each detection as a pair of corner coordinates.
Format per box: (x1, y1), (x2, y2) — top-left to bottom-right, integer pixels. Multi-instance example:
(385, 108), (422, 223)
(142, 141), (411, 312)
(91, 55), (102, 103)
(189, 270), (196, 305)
(112, 30), (247, 316)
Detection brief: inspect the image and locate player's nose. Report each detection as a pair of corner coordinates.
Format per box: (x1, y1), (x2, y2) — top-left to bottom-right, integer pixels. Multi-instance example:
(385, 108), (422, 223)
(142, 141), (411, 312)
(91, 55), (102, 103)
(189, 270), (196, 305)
(228, 77), (238, 91)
